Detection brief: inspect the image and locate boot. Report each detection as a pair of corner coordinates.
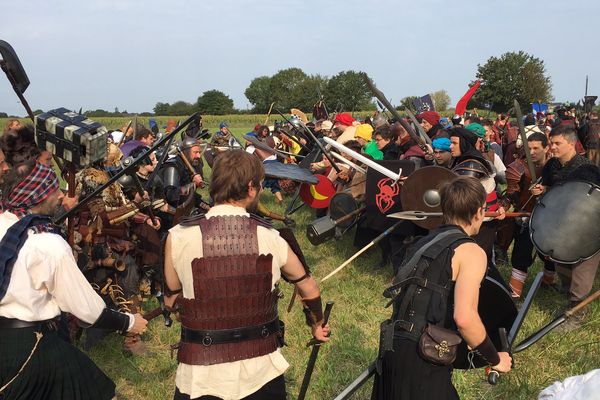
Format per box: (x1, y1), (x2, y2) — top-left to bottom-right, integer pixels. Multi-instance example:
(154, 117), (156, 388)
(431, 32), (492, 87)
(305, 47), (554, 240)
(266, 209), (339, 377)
(509, 268), (527, 298)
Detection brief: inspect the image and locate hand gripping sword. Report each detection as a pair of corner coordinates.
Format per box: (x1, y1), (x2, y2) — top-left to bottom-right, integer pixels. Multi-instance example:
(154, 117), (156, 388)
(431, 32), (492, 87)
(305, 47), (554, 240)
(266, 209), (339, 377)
(297, 301), (334, 400)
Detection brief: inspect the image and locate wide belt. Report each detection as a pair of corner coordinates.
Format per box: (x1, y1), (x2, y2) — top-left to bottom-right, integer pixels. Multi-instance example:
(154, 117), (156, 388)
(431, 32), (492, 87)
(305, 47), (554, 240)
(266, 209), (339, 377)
(181, 318), (280, 347)
(0, 317), (59, 331)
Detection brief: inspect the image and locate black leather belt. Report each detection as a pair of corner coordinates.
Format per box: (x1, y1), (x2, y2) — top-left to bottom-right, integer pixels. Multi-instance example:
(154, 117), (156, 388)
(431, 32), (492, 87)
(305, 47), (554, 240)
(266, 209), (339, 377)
(0, 317), (58, 331)
(181, 318), (281, 347)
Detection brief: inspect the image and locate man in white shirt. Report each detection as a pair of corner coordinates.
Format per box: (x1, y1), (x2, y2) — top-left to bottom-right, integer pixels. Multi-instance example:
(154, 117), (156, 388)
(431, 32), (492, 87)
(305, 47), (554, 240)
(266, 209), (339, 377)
(164, 150), (330, 400)
(0, 160), (147, 400)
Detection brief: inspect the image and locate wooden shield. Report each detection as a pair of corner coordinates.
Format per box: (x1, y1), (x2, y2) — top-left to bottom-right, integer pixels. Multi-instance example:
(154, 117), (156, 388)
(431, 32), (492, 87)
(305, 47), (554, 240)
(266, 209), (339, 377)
(400, 166), (456, 230)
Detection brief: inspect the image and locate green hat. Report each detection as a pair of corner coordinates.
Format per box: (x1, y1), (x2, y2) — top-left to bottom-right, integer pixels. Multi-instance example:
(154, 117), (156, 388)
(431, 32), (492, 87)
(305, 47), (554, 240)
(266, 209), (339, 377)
(465, 122), (485, 138)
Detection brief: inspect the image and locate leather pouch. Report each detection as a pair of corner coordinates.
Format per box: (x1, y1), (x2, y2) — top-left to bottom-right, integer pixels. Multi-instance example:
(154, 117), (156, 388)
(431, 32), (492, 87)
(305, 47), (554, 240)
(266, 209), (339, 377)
(418, 323), (462, 366)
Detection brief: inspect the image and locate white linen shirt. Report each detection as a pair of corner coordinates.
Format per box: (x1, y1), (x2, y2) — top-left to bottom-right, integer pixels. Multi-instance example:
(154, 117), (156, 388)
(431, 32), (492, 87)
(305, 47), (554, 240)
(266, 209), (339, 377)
(0, 212), (132, 327)
(169, 204), (290, 400)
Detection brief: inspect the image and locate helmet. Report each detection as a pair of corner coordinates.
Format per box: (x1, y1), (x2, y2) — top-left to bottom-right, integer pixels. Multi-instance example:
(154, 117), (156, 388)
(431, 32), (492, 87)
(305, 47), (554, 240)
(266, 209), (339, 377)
(452, 158), (491, 180)
(177, 136), (200, 151)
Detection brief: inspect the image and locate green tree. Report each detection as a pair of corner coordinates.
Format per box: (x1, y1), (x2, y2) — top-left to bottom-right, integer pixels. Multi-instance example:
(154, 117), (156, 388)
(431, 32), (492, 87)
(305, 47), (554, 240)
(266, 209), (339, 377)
(153, 102), (170, 115)
(398, 96), (419, 112)
(245, 76), (273, 113)
(431, 90), (451, 111)
(269, 67), (309, 111)
(471, 51), (553, 113)
(168, 101), (194, 116)
(196, 90), (234, 115)
(325, 70), (372, 112)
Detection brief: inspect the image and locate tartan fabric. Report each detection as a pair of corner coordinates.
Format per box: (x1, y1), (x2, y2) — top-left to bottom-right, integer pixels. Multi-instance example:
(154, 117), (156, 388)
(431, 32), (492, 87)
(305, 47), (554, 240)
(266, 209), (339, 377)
(2, 162), (59, 218)
(0, 214), (58, 301)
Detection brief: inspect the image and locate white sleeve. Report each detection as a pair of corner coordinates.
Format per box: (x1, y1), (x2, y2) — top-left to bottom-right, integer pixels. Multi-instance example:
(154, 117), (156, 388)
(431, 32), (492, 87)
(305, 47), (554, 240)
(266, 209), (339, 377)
(41, 235), (112, 325)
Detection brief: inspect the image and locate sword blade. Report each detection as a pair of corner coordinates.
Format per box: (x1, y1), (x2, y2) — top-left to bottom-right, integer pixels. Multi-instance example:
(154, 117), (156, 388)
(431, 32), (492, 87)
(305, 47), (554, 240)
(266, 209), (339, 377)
(297, 301), (334, 400)
(508, 272), (543, 348)
(514, 100), (537, 182)
(333, 362), (377, 400)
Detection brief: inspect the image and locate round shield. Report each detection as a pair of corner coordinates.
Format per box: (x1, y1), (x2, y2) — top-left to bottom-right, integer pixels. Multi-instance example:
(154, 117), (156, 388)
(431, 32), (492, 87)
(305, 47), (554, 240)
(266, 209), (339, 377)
(401, 166), (457, 229)
(453, 276), (517, 369)
(329, 192), (358, 229)
(299, 175), (336, 209)
(529, 180), (600, 264)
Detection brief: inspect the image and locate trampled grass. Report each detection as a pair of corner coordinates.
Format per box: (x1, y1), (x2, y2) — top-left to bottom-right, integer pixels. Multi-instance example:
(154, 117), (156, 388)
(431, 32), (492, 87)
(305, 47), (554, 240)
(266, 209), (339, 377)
(86, 192), (598, 400)
(1, 116), (596, 399)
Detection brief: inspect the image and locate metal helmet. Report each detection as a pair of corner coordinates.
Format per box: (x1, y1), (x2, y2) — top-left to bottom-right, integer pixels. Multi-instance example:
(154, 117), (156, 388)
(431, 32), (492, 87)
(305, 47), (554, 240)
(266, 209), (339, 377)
(177, 136), (200, 152)
(452, 158), (491, 180)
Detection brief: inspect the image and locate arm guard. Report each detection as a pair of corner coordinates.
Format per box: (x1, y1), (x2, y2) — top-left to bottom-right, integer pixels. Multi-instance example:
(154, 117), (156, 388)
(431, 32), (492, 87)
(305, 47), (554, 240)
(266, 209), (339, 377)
(89, 307), (131, 335)
(473, 335), (501, 366)
(302, 296), (324, 327)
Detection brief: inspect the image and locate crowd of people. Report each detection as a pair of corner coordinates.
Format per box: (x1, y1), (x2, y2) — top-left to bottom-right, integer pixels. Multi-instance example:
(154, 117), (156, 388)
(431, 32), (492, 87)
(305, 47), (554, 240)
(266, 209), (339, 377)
(0, 101), (598, 399)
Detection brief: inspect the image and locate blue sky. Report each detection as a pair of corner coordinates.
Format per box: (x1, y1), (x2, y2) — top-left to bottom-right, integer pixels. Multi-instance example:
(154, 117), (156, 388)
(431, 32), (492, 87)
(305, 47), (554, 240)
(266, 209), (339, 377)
(1, 0), (598, 116)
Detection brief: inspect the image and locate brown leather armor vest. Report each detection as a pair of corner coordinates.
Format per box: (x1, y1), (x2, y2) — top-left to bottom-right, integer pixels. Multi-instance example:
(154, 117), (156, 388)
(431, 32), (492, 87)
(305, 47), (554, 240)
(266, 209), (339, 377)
(176, 215), (280, 365)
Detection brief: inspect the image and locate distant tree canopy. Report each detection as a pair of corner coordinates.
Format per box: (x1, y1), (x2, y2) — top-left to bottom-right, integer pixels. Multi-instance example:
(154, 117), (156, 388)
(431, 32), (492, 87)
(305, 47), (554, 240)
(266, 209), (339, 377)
(0, 112), (8, 118)
(431, 90), (451, 111)
(244, 68), (373, 114)
(471, 51), (553, 113)
(196, 90), (234, 115)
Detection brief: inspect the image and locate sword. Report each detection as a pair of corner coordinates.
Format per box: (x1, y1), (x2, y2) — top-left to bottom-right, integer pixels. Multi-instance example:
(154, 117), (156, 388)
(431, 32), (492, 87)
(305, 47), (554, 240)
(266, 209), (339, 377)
(514, 100), (537, 182)
(514, 288), (600, 353)
(333, 362), (377, 400)
(323, 137), (402, 183)
(363, 75), (433, 156)
(487, 272), (543, 385)
(405, 107), (433, 146)
(297, 301), (334, 400)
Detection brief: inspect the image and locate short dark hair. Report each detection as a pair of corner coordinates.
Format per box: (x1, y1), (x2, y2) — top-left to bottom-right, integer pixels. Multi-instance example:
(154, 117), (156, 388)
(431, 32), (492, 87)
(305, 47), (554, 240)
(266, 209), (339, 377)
(1, 160), (36, 202)
(549, 125), (578, 143)
(527, 132), (548, 147)
(374, 124), (395, 141)
(440, 176), (486, 226)
(134, 125), (154, 141)
(210, 150), (264, 204)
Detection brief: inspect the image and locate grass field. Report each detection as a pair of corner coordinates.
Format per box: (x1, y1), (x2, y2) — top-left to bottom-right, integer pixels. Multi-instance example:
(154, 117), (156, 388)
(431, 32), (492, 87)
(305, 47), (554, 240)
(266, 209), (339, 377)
(86, 189), (599, 400)
(1, 117), (597, 399)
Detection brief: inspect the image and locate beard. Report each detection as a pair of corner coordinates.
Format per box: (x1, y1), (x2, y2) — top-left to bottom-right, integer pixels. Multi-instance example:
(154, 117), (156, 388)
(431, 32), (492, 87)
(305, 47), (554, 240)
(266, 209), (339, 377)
(246, 193), (260, 214)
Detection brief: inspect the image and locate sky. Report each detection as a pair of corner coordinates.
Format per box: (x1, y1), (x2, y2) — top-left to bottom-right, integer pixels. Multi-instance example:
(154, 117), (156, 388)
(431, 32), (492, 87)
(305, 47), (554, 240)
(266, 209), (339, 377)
(1, 0), (598, 117)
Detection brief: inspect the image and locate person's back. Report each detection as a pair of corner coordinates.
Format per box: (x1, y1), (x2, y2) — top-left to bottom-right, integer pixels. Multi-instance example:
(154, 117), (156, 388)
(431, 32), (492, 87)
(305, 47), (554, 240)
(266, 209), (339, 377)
(164, 150), (329, 400)
(372, 176), (511, 400)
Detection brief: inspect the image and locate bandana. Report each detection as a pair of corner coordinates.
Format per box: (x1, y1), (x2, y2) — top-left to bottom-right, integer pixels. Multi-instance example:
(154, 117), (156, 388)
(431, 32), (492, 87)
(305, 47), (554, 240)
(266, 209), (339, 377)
(432, 137), (452, 152)
(334, 112), (356, 127)
(416, 111), (440, 126)
(3, 162), (60, 218)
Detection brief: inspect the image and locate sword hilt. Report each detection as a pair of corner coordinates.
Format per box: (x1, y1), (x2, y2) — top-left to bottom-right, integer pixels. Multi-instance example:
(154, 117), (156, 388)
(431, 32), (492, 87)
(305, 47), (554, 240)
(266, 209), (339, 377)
(487, 327), (509, 385)
(306, 301), (334, 346)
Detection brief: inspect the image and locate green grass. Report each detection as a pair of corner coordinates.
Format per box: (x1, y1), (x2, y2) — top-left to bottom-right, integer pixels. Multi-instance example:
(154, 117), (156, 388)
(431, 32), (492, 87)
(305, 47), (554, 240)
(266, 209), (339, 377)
(84, 188), (599, 400)
(3, 115), (596, 399)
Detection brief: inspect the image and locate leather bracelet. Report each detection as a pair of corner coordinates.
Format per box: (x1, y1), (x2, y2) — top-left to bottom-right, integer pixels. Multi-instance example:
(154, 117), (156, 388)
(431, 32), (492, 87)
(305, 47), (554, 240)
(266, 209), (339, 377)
(302, 296), (323, 326)
(473, 335), (500, 366)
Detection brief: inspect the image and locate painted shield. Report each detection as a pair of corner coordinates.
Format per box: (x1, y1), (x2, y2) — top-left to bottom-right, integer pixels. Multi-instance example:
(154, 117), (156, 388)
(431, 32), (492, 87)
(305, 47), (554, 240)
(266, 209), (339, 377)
(453, 276), (517, 369)
(401, 166), (457, 230)
(529, 180), (600, 264)
(299, 174), (336, 209)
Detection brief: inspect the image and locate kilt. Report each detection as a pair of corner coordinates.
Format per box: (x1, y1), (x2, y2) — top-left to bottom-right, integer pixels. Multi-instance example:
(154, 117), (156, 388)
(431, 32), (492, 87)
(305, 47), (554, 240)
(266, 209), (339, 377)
(0, 326), (115, 400)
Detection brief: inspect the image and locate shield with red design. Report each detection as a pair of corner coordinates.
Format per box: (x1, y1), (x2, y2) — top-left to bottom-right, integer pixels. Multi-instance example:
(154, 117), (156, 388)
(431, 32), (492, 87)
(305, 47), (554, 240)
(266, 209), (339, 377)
(299, 174), (336, 209)
(363, 160), (415, 232)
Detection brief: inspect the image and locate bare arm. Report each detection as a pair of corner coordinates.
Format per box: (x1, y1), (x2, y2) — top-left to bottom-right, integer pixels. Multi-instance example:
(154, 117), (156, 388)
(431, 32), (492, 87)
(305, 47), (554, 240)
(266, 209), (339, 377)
(163, 234), (182, 309)
(453, 242), (487, 347)
(281, 247), (330, 341)
(453, 242), (512, 372)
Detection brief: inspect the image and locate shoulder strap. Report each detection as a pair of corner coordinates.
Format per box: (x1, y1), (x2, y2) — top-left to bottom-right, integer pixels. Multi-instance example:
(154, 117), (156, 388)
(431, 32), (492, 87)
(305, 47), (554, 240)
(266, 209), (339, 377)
(391, 229), (469, 287)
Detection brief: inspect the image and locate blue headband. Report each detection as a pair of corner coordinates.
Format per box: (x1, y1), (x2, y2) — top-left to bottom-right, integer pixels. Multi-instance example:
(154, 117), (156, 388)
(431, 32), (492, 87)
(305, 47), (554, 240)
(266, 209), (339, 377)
(432, 137), (451, 152)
